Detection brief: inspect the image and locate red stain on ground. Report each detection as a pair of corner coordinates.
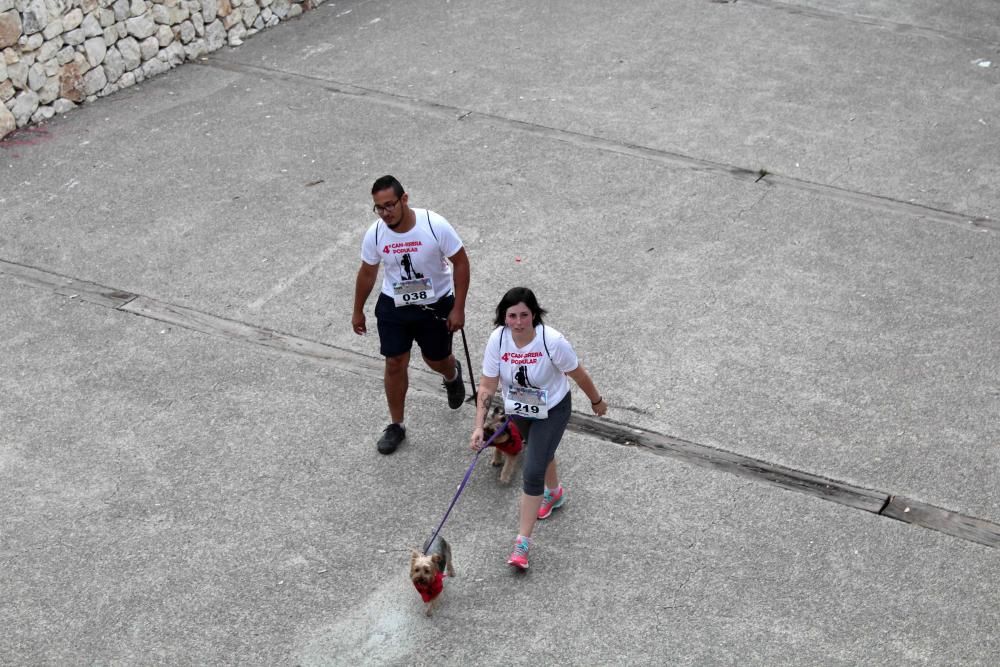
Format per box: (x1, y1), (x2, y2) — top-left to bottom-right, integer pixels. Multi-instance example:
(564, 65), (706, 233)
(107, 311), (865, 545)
(1, 126), (53, 156)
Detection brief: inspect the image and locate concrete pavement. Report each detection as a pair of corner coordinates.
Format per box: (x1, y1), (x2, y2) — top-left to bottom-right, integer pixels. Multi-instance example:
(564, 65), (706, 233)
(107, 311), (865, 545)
(2, 0), (998, 663)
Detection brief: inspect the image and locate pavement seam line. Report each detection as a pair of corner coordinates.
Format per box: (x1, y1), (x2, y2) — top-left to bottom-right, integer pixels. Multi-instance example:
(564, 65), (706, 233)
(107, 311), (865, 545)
(198, 59), (998, 234)
(3, 257), (998, 549)
(740, 0), (1000, 50)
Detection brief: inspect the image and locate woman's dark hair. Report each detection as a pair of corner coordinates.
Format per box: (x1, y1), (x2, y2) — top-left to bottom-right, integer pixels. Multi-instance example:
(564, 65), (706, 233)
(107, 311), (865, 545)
(371, 175), (405, 197)
(494, 287), (547, 327)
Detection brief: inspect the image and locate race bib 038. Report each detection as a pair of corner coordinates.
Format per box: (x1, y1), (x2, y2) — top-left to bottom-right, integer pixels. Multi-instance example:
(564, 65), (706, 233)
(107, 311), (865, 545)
(393, 277), (434, 307)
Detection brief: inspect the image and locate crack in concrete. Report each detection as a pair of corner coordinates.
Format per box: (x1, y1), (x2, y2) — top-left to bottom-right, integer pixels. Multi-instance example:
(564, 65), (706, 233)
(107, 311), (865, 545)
(198, 59), (998, 234)
(731, 188), (771, 225)
(741, 0), (1000, 50)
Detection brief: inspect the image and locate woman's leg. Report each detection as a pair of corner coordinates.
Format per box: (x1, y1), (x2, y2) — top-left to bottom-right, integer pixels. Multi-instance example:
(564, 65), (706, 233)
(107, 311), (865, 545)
(544, 459), (559, 491)
(514, 394), (572, 538)
(518, 493), (545, 538)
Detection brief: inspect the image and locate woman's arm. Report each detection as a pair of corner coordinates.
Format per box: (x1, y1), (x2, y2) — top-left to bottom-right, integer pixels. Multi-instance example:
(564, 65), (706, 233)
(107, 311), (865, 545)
(566, 364), (607, 416)
(469, 374), (501, 449)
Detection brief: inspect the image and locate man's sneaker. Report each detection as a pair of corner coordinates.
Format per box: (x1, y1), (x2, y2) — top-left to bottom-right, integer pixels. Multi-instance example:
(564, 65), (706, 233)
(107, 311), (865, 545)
(443, 360), (465, 409)
(507, 535), (531, 571)
(376, 423), (406, 455)
(537, 485), (565, 520)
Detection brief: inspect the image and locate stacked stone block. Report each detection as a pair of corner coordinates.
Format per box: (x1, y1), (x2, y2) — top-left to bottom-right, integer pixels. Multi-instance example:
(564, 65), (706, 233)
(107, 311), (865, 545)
(0, 0), (322, 139)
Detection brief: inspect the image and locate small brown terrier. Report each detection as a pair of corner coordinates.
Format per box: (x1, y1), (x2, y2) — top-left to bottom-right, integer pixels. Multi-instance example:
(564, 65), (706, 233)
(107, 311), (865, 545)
(483, 407), (524, 485)
(410, 535), (454, 616)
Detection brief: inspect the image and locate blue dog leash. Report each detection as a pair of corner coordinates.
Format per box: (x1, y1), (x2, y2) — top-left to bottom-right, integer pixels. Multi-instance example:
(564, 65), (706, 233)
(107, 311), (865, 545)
(422, 417), (511, 554)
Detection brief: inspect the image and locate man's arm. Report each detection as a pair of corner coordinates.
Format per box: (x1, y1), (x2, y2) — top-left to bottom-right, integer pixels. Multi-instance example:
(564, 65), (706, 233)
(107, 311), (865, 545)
(352, 261), (380, 335)
(446, 247), (470, 332)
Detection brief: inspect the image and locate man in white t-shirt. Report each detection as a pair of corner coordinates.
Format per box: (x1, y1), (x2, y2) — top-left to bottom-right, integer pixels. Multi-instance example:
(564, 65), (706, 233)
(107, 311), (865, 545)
(352, 175), (471, 454)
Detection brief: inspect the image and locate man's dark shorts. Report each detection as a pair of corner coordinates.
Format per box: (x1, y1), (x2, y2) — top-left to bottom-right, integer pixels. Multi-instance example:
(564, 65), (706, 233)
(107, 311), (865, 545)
(375, 292), (454, 360)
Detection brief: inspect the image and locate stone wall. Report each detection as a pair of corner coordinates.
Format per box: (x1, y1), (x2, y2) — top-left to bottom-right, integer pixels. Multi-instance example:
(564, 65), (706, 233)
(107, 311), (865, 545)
(0, 0), (324, 139)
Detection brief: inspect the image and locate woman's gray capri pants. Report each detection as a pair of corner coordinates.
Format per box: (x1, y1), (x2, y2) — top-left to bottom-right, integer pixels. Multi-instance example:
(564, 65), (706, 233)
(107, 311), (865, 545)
(512, 393), (572, 496)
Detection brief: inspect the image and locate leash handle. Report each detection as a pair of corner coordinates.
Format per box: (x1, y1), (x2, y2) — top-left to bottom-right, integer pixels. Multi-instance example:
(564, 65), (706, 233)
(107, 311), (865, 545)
(422, 417), (511, 554)
(459, 327), (477, 403)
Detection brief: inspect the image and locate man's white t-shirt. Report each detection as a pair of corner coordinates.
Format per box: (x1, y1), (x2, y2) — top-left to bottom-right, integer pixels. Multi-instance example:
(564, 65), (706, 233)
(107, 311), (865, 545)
(360, 208), (463, 301)
(482, 325), (579, 407)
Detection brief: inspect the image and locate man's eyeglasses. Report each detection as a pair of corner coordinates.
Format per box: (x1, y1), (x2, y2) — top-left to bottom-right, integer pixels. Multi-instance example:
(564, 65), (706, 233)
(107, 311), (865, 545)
(373, 198), (401, 214)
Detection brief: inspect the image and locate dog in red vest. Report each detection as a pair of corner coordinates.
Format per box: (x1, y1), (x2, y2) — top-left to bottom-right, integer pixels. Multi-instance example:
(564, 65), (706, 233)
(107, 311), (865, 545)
(410, 535), (454, 616)
(483, 407), (524, 484)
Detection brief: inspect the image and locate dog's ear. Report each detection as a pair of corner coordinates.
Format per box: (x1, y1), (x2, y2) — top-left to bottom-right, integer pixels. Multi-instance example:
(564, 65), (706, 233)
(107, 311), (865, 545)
(492, 406), (504, 418)
(410, 549), (421, 564)
(431, 553), (443, 565)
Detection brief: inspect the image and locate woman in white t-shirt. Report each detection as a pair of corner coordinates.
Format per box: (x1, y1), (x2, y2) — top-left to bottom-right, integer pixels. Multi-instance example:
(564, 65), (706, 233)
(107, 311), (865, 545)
(469, 287), (607, 571)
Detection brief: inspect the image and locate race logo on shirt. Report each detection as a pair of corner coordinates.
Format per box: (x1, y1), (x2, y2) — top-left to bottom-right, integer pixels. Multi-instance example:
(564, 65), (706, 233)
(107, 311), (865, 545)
(515, 365), (538, 388)
(501, 351), (543, 364)
(383, 241), (423, 255)
(501, 351), (542, 388)
(399, 253), (423, 280)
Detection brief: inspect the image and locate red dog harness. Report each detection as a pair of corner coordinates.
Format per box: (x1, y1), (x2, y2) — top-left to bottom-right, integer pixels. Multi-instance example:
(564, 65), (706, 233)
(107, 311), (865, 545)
(493, 421), (523, 456)
(413, 571), (444, 602)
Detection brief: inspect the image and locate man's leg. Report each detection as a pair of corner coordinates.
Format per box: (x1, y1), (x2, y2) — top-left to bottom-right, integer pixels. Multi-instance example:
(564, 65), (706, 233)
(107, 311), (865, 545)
(423, 353), (457, 379)
(385, 351), (410, 424)
(424, 353), (465, 408)
(413, 295), (464, 408)
(374, 293), (413, 454)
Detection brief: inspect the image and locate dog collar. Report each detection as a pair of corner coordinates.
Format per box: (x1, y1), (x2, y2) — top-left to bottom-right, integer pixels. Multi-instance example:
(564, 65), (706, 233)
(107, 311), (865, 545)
(414, 571), (444, 602)
(494, 422), (524, 456)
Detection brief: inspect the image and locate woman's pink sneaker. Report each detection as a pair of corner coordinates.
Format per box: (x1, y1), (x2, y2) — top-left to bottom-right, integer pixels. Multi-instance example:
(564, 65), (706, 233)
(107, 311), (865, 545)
(507, 536), (531, 570)
(537, 485), (565, 520)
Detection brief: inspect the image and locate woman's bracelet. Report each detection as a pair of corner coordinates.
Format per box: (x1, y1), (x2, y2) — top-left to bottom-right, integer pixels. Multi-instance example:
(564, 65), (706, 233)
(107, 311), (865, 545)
(591, 396), (604, 406)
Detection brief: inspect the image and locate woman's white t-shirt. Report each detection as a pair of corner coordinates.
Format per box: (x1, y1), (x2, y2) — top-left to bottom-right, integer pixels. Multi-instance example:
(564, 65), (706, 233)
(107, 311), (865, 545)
(482, 324), (579, 408)
(360, 208), (463, 301)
